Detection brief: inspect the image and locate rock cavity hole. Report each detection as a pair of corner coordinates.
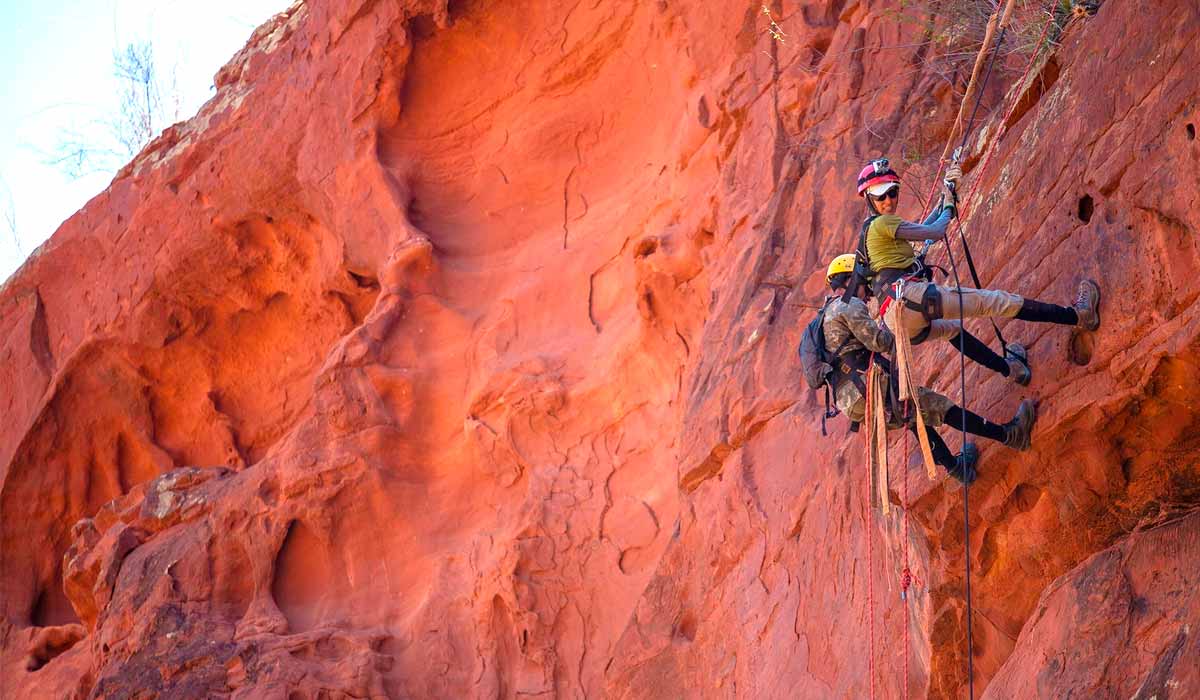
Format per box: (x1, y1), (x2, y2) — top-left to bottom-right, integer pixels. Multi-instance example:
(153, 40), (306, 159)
(1188, 123), (1196, 141)
(634, 237), (659, 258)
(1069, 330), (1095, 366)
(675, 612), (698, 642)
(697, 96), (711, 129)
(272, 520), (339, 634)
(30, 579), (80, 628)
(1078, 194), (1094, 224)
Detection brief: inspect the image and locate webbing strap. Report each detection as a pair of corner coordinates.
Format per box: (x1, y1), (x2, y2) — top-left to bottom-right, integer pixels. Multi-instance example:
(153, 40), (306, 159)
(864, 359), (889, 516)
(885, 296), (938, 480)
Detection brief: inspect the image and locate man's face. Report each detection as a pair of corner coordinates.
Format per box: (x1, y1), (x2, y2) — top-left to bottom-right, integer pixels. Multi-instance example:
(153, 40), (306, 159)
(870, 185), (899, 215)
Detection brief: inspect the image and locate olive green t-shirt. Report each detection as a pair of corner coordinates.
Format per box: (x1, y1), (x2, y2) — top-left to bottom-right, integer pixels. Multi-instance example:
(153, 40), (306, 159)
(866, 214), (916, 272)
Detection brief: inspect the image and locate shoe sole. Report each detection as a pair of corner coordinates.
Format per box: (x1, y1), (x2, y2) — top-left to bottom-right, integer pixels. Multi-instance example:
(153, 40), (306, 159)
(1008, 403), (1036, 451)
(961, 443), (979, 486)
(1015, 399), (1037, 451)
(1011, 363), (1031, 386)
(1005, 343), (1031, 386)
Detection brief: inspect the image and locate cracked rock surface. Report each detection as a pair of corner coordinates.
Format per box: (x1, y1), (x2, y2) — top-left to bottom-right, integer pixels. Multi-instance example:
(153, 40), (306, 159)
(2, 0), (1199, 697)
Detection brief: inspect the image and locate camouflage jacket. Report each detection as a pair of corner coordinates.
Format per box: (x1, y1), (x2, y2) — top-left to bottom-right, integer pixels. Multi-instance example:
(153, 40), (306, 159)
(823, 296), (894, 359)
(822, 296), (895, 421)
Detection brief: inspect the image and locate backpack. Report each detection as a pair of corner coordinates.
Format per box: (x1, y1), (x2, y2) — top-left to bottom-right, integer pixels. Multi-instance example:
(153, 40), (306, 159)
(798, 300), (851, 436)
(842, 215), (878, 303)
(798, 302), (836, 390)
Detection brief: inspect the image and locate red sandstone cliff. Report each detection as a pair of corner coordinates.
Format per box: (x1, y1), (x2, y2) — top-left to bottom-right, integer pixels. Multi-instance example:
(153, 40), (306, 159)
(2, 0), (1198, 697)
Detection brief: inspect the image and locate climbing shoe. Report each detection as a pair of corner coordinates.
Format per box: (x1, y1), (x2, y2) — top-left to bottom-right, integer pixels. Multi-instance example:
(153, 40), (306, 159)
(1005, 342), (1031, 386)
(1003, 399), (1038, 451)
(1073, 279), (1101, 331)
(947, 442), (979, 485)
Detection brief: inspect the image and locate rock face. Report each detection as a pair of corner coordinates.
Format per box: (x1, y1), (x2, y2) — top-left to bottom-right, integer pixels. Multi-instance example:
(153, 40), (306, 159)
(2, 0), (1199, 697)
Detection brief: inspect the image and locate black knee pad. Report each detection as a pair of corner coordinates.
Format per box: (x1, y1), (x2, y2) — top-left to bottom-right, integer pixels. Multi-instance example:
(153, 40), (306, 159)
(902, 284), (944, 322)
(920, 285), (943, 321)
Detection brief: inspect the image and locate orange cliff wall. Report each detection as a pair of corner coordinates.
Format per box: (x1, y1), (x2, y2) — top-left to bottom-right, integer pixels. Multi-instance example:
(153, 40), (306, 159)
(1, 1), (1199, 697)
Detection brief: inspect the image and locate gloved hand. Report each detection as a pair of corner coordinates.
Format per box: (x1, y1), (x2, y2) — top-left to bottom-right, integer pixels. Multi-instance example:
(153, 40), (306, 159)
(944, 163), (963, 186)
(942, 163), (962, 196)
(942, 163), (962, 216)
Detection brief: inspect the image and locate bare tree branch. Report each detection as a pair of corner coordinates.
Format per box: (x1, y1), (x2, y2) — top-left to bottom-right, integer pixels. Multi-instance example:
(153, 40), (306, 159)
(0, 178), (20, 255)
(113, 41), (161, 157)
(48, 39), (181, 180)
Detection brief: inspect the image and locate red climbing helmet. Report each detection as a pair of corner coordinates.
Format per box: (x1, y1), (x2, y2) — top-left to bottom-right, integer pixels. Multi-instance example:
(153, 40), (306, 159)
(857, 158), (900, 197)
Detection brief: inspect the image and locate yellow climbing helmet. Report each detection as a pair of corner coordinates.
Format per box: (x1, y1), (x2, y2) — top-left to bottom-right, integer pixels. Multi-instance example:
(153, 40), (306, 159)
(826, 253), (856, 282)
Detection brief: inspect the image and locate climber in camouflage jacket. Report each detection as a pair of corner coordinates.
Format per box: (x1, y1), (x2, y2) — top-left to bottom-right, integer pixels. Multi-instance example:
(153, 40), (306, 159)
(821, 254), (1037, 485)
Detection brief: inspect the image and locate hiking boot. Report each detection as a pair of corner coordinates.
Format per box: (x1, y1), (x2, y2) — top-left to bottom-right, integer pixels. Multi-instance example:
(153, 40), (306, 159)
(1073, 279), (1101, 331)
(1005, 342), (1031, 386)
(947, 442), (979, 486)
(1003, 399), (1038, 451)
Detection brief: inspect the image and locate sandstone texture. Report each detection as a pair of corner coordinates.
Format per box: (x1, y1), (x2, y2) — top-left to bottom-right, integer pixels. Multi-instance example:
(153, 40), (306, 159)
(2, 0), (1199, 697)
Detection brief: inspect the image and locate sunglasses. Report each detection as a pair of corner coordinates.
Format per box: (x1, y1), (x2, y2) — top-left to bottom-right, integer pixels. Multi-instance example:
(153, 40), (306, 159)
(870, 187), (900, 202)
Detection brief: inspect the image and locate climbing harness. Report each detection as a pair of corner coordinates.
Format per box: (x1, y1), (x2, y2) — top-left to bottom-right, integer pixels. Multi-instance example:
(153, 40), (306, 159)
(877, 268), (942, 346)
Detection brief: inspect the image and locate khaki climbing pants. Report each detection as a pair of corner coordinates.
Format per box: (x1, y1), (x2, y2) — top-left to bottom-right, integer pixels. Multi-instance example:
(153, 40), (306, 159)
(837, 376), (954, 427)
(891, 281), (1023, 343)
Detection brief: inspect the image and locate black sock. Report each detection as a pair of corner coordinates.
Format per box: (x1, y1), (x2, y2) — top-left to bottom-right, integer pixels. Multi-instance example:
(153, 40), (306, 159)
(913, 423), (957, 470)
(943, 406), (1007, 443)
(948, 331), (1009, 376)
(1014, 299), (1078, 325)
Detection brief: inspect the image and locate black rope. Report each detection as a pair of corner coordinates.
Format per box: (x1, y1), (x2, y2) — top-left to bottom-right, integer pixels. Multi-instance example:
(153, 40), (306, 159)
(958, 24), (1009, 159)
(954, 220), (1008, 354)
(940, 29), (1014, 700)
(905, 12), (1016, 699)
(905, 7), (1036, 697)
(938, 18), (1015, 700)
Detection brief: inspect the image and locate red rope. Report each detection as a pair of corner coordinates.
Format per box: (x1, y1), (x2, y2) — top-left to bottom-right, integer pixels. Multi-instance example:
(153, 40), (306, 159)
(865, 358), (877, 700)
(902, 428), (911, 700)
(868, 493), (877, 700)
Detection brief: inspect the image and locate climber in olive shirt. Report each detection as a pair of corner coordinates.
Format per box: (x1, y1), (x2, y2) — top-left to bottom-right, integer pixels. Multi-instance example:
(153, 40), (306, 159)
(853, 158), (1101, 385)
(821, 254), (1036, 485)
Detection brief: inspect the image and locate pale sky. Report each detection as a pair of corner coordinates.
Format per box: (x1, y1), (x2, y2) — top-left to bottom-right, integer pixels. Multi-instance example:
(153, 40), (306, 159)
(0, 0), (294, 282)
